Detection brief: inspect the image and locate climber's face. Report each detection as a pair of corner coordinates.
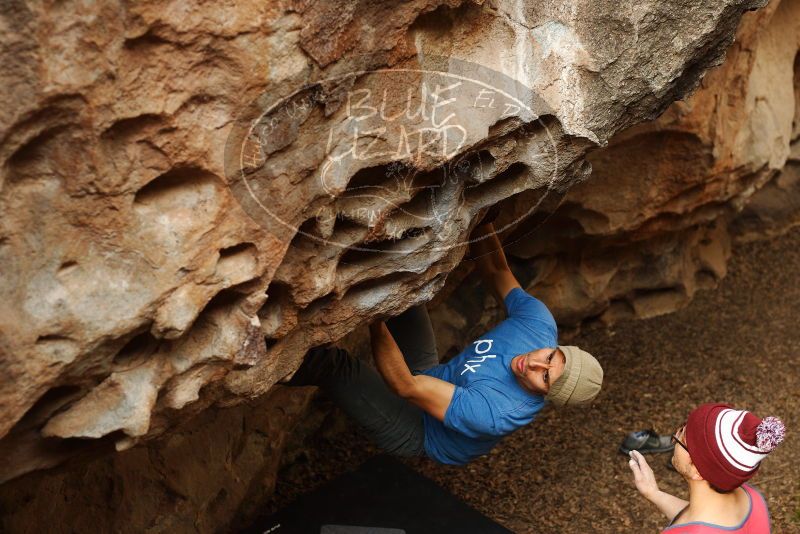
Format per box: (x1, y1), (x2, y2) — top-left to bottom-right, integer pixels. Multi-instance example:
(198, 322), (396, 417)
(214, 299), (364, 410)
(511, 347), (565, 395)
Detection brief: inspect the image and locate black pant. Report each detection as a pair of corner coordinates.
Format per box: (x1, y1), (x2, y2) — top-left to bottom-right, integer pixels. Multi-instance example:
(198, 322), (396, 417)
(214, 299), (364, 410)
(288, 304), (439, 457)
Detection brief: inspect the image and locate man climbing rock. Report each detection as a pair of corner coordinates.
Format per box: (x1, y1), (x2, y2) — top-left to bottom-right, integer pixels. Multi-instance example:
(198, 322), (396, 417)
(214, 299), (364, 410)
(287, 219), (603, 465)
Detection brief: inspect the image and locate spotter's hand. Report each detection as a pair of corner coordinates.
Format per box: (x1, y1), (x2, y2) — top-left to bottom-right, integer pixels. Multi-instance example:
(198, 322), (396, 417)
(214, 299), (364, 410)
(628, 450), (660, 500)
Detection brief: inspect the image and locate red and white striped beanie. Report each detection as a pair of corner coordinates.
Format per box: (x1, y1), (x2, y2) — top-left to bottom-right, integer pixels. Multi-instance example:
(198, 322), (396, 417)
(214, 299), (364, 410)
(685, 403), (786, 491)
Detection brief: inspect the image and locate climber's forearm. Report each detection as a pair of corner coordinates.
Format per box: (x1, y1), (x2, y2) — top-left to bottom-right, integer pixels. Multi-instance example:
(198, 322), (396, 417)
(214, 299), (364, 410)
(368, 321), (454, 421)
(468, 223), (521, 307)
(369, 321), (416, 397)
(469, 223), (510, 274)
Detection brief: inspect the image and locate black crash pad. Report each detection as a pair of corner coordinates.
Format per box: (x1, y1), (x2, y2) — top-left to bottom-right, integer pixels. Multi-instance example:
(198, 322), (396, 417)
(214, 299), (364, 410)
(240, 455), (512, 534)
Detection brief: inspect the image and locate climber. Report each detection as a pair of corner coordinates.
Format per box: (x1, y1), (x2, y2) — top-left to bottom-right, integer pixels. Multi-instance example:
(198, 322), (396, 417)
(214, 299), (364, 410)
(627, 403), (785, 532)
(286, 215), (604, 465)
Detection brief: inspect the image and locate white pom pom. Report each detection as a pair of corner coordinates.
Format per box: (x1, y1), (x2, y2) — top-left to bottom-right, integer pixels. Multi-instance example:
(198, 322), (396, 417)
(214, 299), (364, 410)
(756, 416), (786, 452)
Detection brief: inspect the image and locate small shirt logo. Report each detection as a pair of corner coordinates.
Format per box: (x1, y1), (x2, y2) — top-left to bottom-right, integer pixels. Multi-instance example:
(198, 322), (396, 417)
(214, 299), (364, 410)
(461, 338), (497, 375)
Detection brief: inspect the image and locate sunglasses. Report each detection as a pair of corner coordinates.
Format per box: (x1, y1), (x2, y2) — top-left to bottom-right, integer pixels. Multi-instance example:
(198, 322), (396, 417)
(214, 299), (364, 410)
(671, 424), (689, 453)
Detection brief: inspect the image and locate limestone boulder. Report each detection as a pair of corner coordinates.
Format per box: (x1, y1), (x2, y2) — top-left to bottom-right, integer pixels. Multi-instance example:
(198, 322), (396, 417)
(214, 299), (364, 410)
(0, 0), (769, 489)
(433, 0), (800, 341)
(5, 1), (800, 532)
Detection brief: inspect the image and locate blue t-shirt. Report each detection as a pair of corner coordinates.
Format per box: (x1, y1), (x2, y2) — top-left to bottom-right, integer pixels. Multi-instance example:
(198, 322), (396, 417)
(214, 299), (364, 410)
(419, 287), (558, 465)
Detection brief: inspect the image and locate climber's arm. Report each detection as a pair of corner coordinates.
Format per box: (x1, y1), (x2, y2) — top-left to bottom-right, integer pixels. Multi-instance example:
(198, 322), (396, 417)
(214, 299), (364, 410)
(369, 321), (454, 421)
(469, 222), (522, 309)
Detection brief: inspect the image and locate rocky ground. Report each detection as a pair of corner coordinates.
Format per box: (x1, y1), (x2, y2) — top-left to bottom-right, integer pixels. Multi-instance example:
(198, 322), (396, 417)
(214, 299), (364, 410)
(263, 227), (800, 533)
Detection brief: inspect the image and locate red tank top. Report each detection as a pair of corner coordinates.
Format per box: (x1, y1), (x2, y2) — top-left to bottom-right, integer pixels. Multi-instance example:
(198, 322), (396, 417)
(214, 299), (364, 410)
(663, 485), (770, 533)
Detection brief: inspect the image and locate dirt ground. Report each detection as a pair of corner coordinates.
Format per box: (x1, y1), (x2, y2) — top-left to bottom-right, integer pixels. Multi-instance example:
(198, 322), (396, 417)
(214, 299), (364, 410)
(265, 228), (800, 533)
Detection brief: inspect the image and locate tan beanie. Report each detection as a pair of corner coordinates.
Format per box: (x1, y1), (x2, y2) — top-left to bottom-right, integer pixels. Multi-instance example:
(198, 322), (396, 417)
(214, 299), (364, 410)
(546, 345), (603, 406)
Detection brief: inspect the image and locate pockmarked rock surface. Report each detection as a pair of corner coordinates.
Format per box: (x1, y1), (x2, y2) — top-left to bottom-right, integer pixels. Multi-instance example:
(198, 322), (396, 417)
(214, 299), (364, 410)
(515, 0), (800, 329)
(3, 0), (797, 531)
(431, 0), (800, 347)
